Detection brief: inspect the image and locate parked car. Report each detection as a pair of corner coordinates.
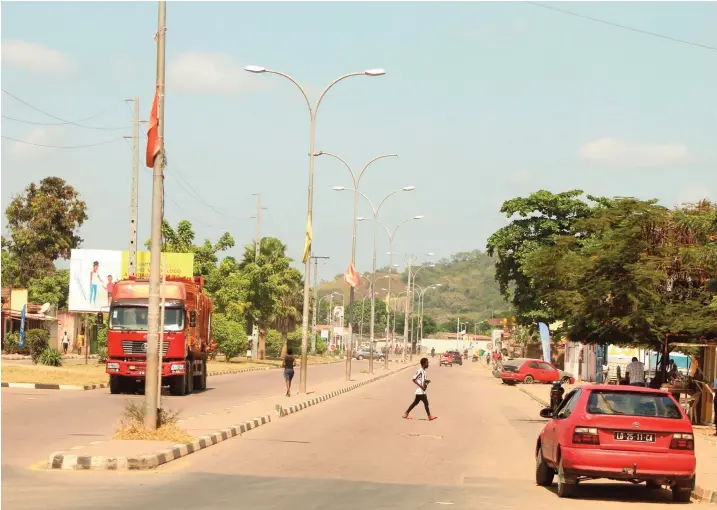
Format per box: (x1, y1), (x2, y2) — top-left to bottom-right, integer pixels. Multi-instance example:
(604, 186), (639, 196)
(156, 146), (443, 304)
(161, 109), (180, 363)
(354, 349), (384, 361)
(501, 359), (569, 385)
(535, 385), (696, 501)
(439, 353), (453, 367)
(448, 350), (463, 366)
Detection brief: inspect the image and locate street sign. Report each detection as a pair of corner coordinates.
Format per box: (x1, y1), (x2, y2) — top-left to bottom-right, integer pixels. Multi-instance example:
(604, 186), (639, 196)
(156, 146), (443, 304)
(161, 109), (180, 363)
(19, 304), (26, 348)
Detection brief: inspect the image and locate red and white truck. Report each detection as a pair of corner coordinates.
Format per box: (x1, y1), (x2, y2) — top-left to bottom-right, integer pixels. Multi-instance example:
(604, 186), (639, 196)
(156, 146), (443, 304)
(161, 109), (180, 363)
(105, 276), (214, 395)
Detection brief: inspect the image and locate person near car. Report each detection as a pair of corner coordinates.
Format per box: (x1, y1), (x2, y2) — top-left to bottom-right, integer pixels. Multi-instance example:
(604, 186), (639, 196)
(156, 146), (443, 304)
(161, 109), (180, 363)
(403, 357), (437, 421)
(283, 348), (296, 397)
(626, 356), (646, 386)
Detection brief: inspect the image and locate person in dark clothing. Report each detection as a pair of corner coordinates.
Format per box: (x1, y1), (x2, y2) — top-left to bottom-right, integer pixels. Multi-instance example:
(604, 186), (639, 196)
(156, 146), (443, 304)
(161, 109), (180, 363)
(403, 358), (437, 421)
(283, 348), (296, 397)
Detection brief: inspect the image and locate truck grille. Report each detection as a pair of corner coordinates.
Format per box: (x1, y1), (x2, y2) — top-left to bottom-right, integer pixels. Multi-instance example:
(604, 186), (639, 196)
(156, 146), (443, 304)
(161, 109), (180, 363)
(121, 341), (169, 355)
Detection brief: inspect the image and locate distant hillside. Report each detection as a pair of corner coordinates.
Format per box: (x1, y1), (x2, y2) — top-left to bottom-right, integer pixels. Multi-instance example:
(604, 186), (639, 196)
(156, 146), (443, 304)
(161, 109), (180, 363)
(318, 249), (510, 328)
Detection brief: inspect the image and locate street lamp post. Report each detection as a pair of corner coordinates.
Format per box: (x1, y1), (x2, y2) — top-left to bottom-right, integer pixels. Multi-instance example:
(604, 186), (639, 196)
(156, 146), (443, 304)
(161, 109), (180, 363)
(406, 261), (435, 361)
(418, 284), (441, 345)
(333, 186), (415, 374)
(316, 151), (397, 379)
(246, 65), (385, 394)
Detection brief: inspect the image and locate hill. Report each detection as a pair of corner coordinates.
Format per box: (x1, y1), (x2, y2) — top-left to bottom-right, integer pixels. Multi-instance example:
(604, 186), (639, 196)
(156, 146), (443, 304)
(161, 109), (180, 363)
(318, 249), (510, 330)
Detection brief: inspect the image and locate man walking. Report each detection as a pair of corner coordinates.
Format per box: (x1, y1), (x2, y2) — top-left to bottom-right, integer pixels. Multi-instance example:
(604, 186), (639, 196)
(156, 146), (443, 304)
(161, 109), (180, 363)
(626, 356), (646, 387)
(61, 331), (70, 355)
(403, 357), (437, 421)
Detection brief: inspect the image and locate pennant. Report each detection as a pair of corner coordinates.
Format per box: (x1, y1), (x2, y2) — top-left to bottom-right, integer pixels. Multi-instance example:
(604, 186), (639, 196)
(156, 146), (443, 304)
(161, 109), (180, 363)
(145, 86), (160, 168)
(302, 214), (312, 264)
(385, 292), (390, 314)
(344, 263), (360, 288)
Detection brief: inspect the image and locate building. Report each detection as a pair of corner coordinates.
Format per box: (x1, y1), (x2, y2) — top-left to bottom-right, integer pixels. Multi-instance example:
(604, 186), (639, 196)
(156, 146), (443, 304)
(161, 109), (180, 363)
(1, 288), (56, 349)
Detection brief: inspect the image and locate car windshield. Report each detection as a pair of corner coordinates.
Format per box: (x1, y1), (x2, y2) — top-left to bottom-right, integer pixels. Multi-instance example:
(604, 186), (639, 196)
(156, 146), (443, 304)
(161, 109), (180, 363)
(109, 306), (184, 332)
(586, 390), (682, 419)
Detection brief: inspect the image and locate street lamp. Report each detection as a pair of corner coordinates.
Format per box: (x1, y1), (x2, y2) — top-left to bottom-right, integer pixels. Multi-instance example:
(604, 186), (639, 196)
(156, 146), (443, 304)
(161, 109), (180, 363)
(402, 259), (435, 361)
(333, 185), (415, 373)
(246, 65), (385, 394)
(318, 152), (398, 379)
(418, 284), (441, 346)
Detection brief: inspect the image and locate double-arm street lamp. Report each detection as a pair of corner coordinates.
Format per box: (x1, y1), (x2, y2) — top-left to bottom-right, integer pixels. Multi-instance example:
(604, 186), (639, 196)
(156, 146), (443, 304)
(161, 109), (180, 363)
(245, 65), (385, 394)
(333, 186), (415, 373)
(316, 151), (397, 380)
(417, 283), (441, 347)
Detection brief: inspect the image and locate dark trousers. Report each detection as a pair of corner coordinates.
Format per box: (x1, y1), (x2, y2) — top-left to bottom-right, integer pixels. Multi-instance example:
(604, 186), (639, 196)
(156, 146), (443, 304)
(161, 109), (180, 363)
(406, 394), (430, 417)
(62, 344), (68, 354)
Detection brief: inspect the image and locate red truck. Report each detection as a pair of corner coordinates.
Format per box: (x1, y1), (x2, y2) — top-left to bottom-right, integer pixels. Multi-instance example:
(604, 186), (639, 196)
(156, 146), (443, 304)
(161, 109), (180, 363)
(105, 276), (214, 396)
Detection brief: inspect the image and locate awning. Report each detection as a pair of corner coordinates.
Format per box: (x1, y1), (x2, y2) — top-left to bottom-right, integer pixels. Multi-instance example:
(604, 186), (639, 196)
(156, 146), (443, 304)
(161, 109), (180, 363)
(5, 310), (56, 321)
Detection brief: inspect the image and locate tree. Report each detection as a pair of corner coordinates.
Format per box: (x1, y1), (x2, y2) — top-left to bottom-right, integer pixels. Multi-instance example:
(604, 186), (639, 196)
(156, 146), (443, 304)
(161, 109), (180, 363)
(28, 269), (70, 310)
(272, 266), (303, 357)
(486, 190), (608, 325)
(211, 313), (248, 362)
(513, 325), (537, 358)
(4, 177), (88, 286)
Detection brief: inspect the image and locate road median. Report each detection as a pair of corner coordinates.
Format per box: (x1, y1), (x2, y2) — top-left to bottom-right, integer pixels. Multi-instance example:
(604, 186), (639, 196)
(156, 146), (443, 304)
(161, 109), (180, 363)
(45, 361), (414, 471)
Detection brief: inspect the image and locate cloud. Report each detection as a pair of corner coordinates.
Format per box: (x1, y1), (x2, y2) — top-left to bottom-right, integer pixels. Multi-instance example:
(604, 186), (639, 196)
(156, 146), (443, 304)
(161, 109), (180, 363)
(577, 137), (690, 169)
(5, 127), (66, 161)
(168, 51), (266, 95)
(1, 40), (73, 74)
(677, 185), (712, 206)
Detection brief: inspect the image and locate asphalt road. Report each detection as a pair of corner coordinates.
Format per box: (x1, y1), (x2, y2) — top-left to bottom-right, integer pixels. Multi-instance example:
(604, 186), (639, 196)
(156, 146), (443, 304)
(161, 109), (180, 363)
(3, 361), (700, 510)
(1, 360), (348, 468)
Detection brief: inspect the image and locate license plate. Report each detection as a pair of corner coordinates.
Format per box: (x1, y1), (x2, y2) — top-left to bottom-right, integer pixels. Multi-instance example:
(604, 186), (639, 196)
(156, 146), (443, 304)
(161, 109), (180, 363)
(614, 431), (655, 442)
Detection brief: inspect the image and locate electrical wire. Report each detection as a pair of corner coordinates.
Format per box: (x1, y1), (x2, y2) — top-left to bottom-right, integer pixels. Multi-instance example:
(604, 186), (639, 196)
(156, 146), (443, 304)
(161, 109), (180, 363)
(526, 2), (717, 52)
(1, 135), (122, 149)
(2, 114), (129, 131)
(2, 89), (127, 129)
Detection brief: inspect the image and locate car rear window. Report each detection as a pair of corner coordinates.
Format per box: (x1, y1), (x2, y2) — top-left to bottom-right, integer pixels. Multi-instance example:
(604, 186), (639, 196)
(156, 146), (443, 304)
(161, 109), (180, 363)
(587, 390), (682, 419)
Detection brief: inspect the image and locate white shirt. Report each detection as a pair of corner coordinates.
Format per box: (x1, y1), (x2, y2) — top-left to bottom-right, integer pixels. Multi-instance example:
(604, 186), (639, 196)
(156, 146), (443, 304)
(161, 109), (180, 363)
(626, 361), (645, 383)
(413, 367), (428, 395)
(91, 271), (103, 285)
(62, 333), (69, 345)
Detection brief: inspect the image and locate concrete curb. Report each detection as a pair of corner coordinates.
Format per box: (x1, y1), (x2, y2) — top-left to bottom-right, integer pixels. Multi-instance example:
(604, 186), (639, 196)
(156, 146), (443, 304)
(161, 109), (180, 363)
(277, 364), (414, 418)
(516, 387), (716, 505)
(47, 415), (271, 471)
(1, 382), (109, 391)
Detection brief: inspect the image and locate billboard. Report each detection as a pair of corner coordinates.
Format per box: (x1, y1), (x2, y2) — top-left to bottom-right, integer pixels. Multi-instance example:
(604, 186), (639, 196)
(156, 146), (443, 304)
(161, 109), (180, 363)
(120, 251), (193, 279)
(69, 249), (123, 312)
(69, 249), (195, 312)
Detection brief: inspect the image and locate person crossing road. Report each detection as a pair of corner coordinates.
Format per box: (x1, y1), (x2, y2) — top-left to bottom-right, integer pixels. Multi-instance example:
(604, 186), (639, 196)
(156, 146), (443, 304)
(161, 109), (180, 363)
(403, 357), (437, 421)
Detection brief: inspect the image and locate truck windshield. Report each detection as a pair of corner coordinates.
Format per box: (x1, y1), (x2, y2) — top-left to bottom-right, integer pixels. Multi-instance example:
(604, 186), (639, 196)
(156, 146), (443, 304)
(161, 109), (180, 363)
(109, 306), (184, 332)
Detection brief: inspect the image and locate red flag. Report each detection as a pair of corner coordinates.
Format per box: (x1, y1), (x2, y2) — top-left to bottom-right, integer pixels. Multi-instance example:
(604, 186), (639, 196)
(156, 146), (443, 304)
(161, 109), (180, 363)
(344, 263), (360, 288)
(145, 86), (160, 168)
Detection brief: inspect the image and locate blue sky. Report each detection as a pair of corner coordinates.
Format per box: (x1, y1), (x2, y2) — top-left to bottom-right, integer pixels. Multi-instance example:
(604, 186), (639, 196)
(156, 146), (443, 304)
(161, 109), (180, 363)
(2, 1), (716, 280)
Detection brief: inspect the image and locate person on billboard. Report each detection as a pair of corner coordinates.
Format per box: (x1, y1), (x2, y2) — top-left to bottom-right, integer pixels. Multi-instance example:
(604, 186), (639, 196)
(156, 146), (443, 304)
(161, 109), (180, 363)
(105, 274), (115, 305)
(89, 261), (105, 306)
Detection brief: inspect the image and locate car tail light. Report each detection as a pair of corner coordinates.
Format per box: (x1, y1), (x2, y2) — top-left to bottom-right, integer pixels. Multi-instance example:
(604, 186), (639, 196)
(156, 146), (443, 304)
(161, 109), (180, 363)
(572, 427), (600, 445)
(670, 433), (694, 450)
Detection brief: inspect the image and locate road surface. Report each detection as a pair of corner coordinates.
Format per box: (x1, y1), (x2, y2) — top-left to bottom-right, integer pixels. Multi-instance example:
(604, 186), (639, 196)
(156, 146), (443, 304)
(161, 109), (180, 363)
(2, 362), (705, 510)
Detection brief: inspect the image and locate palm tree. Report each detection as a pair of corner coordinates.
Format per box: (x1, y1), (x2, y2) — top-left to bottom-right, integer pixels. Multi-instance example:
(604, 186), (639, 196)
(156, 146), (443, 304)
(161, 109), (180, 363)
(273, 268), (303, 357)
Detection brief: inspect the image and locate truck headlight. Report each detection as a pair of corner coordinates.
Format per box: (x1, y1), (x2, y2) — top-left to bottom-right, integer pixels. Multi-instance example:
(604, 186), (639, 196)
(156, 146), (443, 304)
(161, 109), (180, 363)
(171, 363), (184, 372)
(107, 363), (120, 371)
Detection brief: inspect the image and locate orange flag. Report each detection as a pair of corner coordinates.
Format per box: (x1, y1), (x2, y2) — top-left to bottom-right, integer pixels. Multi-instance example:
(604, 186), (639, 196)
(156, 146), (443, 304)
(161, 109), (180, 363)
(344, 263), (360, 288)
(145, 86), (160, 168)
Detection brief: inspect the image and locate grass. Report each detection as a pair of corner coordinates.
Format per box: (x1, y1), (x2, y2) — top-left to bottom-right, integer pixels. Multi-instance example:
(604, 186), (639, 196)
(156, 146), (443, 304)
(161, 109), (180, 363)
(1, 355), (339, 385)
(113, 400), (194, 443)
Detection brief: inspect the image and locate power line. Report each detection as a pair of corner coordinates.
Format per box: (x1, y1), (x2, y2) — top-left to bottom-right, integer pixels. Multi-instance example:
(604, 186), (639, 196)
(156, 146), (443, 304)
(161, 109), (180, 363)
(1, 135), (122, 149)
(2, 114), (129, 131)
(1, 89), (126, 129)
(526, 1), (717, 52)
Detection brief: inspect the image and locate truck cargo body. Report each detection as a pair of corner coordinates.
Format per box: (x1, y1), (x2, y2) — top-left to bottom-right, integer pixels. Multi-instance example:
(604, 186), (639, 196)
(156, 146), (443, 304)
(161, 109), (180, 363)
(106, 276), (214, 395)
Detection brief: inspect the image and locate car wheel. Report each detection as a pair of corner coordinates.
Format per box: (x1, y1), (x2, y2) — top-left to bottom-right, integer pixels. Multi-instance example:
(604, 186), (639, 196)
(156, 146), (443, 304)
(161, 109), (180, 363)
(672, 487), (692, 503)
(524, 375), (535, 384)
(535, 447), (555, 487)
(556, 458), (576, 498)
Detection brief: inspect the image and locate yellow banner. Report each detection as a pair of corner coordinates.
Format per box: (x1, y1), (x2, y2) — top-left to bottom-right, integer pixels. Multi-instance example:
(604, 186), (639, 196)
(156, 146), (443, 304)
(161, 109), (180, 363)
(302, 215), (312, 264)
(121, 251), (194, 279)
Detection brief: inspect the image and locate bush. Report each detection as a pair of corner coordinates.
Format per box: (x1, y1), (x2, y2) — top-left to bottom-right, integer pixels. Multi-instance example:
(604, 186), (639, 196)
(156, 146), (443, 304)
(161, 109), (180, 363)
(2, 332), (28, 355)
(315, 337), (327, 355)
(212, 314), (248, 361)
(39, 348), (63, 367)
(97, 326), (107, 349)
(287, 329), (302, 354)
(265, 329), (283, 358)
(98, 346), (108, 363)
(26, 329), (50, 364)
(220, 337), (245, 362)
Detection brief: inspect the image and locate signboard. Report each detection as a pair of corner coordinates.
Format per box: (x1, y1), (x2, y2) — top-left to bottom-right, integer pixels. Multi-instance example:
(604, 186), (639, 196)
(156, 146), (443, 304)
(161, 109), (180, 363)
(538, 322), (551, 363)
(320, 329), (329, 340)
(121, 251), (193, 280)
(69, 249), (123, 312)
(18, 304), (26, 348)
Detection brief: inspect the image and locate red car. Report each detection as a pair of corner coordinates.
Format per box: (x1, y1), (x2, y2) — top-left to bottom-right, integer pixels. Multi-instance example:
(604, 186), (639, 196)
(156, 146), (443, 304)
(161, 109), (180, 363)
(501, 359), (568, 385)
(439, 353), (453, 367)
(535, 385), (696, 501)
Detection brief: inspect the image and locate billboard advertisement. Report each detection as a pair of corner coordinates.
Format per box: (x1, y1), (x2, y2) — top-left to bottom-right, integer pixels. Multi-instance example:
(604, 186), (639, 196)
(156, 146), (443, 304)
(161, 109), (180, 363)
(69, 249), (123, 312)
(69, 249), (195, 312)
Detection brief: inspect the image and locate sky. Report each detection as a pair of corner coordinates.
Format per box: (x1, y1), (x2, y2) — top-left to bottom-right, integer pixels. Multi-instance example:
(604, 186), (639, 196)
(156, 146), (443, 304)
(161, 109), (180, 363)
(2, 1), (716, 281)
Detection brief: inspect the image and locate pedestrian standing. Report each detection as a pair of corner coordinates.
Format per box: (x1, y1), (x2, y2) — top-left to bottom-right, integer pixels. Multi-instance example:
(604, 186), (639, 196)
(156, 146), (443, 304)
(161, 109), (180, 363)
(403, 357), (437, 421)
(61, 331), (70, 354)
(626, 356), (646, 387)
(283, 348), (296, 397)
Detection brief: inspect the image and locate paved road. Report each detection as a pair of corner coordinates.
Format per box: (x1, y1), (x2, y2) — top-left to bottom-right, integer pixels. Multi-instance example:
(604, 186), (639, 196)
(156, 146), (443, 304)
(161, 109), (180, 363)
(1, 360), (350, 468)
(4, 362), (701, 510)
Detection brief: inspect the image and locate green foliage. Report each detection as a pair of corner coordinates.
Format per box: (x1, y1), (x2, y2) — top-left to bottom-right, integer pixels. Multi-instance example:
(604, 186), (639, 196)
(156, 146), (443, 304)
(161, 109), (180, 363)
(98, 346), (108, 363)
(219, 335), (247, 362)
(315, 337), (327, 355)
(26, 329), (50, 364)
(265, 329), (283, 358)
(27, 269), (70, 310)
(3, 177), (88, 286)
(212, 313), (248, 361)
(2, 332), (29, 355)
(39, 348), (63, 367)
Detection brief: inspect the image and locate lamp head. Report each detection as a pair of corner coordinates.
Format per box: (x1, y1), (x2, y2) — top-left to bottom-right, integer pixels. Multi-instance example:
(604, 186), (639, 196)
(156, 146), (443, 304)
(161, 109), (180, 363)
(245, 65), (266, 73)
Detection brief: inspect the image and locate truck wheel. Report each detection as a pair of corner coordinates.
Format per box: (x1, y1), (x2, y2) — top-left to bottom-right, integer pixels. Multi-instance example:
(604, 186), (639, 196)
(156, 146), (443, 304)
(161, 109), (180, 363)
(193, 358), (203, 390)
(200, 357), (208, 390)
(185, 360), (194, 395)
(109, 375), (123, 394)
(169, 373), (186, 396)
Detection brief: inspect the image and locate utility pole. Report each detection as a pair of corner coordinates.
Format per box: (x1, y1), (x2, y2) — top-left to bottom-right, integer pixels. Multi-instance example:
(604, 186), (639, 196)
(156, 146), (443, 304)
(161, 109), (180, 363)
(124, 97), (140, 277)
(144, 0), (166, 432)
(310, 255), (329, 353)
(402, 256), (417, 363)
(250, 193), (266, 359)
